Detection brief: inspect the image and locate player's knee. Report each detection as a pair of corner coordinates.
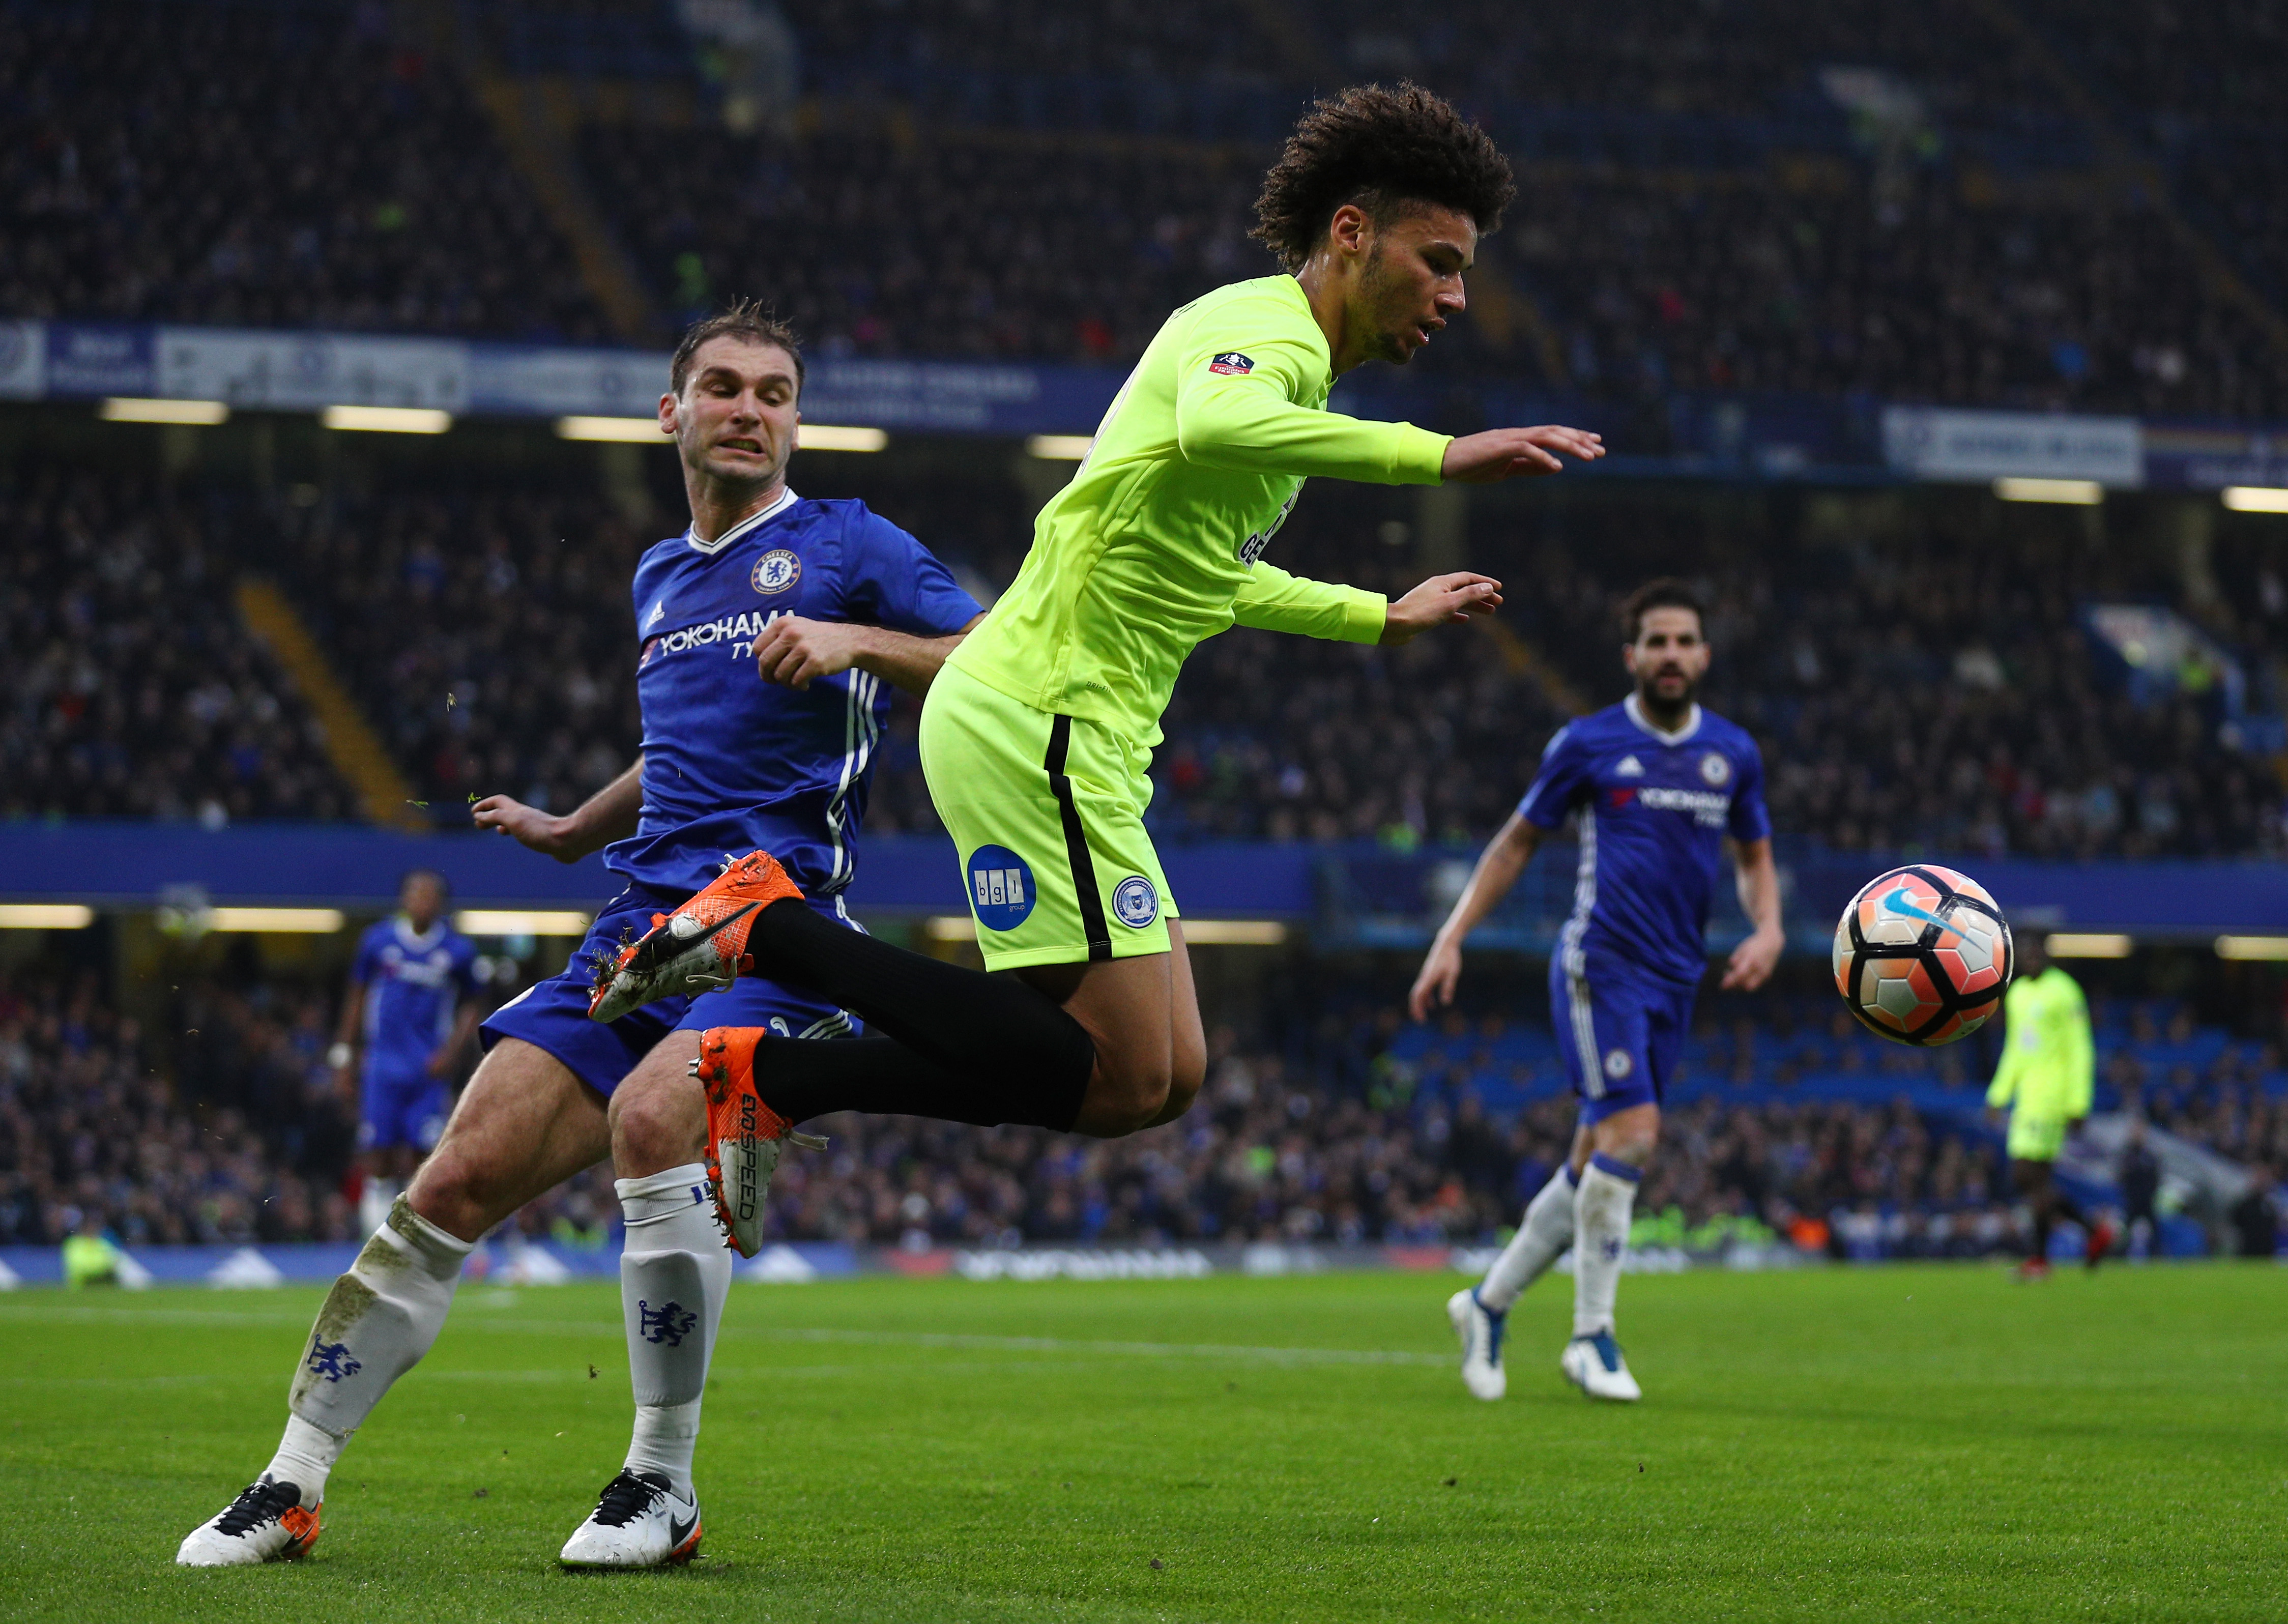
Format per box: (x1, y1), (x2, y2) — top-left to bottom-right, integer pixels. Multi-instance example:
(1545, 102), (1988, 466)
(405, 1144), (501, 1243)
(607, 1074), (705, 1174)
(1081, 1062), (1172, 1137)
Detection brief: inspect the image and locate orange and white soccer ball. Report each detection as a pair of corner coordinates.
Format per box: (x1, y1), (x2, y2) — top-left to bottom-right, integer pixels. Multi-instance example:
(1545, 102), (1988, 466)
(1832, 864), (2013, 1046)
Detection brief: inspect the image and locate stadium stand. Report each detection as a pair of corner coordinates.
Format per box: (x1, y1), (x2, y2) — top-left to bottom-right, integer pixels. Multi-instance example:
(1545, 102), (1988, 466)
(0, 470), (356, 823)
(7, 0), (2284, 417)
(0, 0), (609, 340)
(4, 948), (2278, 1254)
(6, 449), (2274, 858)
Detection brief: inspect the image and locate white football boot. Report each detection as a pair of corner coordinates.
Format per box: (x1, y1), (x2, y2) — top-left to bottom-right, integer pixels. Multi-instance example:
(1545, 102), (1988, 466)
(559, 1469), (703, 1568)
(176, 1475), (322, 1565)
(1560, 1331), (1642, 1402)
(1446, 1287), (1508, 1401)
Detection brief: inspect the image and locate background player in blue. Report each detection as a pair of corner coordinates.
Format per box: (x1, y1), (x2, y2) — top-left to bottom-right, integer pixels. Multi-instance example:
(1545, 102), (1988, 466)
(332, 869), (480, 1237)
(178, 305), (982, 1570)
(1409, 579), (1783, 1405)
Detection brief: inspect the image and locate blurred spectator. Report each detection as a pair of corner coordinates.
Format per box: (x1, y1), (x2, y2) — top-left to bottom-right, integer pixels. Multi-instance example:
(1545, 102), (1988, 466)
(0, 0), (605, 340)
(2118, 1117), (2163, 1256)
(2227, 1163), (2280, 1258)
(0, 470), (352, 823)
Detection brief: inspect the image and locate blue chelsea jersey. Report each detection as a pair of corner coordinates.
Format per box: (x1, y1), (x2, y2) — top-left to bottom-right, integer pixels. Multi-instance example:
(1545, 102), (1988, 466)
(604, 489), (982, 899)
(1517, 695), (1772, 987)
(353, 917), (478, 1071)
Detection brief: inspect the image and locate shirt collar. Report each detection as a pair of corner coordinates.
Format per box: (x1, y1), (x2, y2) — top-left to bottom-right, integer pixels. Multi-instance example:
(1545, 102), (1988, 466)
(1625, 692), (1702, 744)
(393, 915), (445, 950)
(685, 486), (799, 556)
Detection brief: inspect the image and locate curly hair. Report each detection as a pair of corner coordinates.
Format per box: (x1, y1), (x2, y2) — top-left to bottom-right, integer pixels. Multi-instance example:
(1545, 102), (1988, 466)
(1251, 82), (1515, 272)
(670, 298), (804, 397)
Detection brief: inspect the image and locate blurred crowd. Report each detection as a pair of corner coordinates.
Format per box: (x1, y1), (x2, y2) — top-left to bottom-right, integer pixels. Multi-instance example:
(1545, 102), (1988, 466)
(4, 2), (2286, 421)
(7, 946), (2280, 1261)
(0, 470), (351, 824)
(1150, 488), (2287, 859)
(1, 0), (603, 341)
(5, 455), (2281, 862)
(579, 121), (1263, 365)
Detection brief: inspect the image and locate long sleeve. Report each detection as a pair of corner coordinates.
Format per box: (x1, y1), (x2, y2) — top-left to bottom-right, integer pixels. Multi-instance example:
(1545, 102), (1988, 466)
(1986, 985), (2024, 1109)
(1230, 563), (1386, 643)
(2061, 980), (2095, 1117)
(1170, 289), (1450, 483)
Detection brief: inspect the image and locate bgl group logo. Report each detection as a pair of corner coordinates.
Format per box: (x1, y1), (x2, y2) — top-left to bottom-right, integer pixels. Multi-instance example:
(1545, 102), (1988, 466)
(966, 845), (1036, 932)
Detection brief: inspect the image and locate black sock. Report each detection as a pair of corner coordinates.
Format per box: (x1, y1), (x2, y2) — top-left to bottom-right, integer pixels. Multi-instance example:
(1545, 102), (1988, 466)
(742, 900), (1093, 1130)
(758, 1036), (1045, 1128)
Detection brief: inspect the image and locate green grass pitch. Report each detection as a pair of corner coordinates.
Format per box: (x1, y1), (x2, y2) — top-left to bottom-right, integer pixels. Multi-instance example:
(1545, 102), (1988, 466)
(2, 1265), (2283, 1621)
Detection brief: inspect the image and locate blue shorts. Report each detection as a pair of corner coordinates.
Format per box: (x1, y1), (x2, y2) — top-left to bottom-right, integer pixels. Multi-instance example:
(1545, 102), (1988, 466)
(479, 885), (862, 1099)
(360, 1064), (449, 1153)
(1549, 950), (1696, 1125)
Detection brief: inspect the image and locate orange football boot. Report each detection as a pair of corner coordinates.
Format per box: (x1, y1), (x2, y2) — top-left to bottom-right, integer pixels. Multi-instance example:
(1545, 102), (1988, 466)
(691, 1025), (825, 1258)
(588, 849), (806, 1022)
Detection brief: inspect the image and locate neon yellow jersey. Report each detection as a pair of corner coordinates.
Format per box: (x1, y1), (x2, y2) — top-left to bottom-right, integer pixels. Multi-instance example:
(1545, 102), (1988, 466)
(1986, 965), (2095, 1125)
(947, 274), (1452, 746)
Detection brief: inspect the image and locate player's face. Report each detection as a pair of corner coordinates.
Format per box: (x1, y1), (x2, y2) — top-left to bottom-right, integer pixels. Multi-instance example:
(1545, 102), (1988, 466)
(1622, 607), (1710, 707)
(401, 875), (444, 930)
(663, 336), (800, 487)
(1354, 204), (1475, 365)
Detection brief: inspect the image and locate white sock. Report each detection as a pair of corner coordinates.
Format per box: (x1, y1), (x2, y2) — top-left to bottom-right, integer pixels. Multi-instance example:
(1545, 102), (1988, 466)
(358, 1177), (397, 1239)
(1572, 1153), (1642, 1339)
(262, 1414), (342, 1507)
(618, 1165), (731, 1498)
(1479, 1165), (1577, 1312)
(280, 1196), (472, 1506)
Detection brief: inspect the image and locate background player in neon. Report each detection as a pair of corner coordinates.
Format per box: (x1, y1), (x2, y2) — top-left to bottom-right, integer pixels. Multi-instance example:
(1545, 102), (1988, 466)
(1986, 930), (2110, 1279)
(178, 307), (982, 1570)
(1412, 578), (1784, 1402)
(332, 868), (480, 1238)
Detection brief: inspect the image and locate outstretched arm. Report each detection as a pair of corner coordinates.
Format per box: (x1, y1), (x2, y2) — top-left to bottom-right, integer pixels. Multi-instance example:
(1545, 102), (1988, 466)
(752, 612), (986, 697)
(1168, 289), (1602, 485)
(1409, 813), (1543, 1021)
(473, 758), (645, 864)
(1231, 565), (1501, 646)
(1720, 836), (1785, 992)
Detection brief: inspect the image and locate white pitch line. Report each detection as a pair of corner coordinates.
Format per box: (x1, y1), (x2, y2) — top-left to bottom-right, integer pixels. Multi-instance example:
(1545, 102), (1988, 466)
(0, 1302), (1451, 1369)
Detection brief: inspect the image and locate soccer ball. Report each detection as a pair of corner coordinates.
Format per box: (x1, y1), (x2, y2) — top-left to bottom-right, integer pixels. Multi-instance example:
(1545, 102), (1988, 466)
(1832, 864), (2012, 1046)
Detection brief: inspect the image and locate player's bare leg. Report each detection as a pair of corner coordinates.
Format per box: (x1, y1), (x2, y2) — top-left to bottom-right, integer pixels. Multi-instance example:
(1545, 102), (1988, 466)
(1561, 1103), (1656, 1402)
(1013, 918), (1206, 1134)
(180, 1041), (607, 1565)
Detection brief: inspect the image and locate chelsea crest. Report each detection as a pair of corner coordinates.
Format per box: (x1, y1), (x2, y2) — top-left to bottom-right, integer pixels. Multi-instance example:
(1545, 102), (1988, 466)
(751, 548), (801, 595)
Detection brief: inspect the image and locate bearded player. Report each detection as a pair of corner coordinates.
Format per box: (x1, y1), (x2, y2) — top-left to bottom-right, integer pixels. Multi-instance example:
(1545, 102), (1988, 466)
(1414, 578), (1783, 1402)
(581, 86), (1602, 1307)
(177, 307), (982, 1570)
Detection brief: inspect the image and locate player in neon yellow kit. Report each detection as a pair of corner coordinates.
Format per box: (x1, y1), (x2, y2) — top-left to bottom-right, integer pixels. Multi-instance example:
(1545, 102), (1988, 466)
(1987, 932), (2113, 1278)
(592, 84), (1603, 1238)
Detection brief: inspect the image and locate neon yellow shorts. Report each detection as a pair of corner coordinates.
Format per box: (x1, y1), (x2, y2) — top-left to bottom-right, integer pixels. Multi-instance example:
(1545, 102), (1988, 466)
(2006, 1113), (2066, 1163)
(917, 661), (1178, 971)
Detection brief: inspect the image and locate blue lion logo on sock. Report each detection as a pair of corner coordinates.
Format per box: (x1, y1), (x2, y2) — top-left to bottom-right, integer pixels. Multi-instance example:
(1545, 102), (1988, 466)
(306, 1339), (362, 1382)
(638, 1299), (699, 1347)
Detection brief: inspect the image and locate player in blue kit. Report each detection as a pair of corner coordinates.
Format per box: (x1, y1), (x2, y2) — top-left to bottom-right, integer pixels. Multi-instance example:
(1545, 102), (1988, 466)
(332, 869), (481, 1237)
(1410, 578), (1783, 1403)
(178, 305), (982, 1571)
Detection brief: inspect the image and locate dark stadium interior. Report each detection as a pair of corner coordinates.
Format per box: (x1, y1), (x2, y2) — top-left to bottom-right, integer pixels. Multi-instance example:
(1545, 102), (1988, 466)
(3, 0), (2285, 1267)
